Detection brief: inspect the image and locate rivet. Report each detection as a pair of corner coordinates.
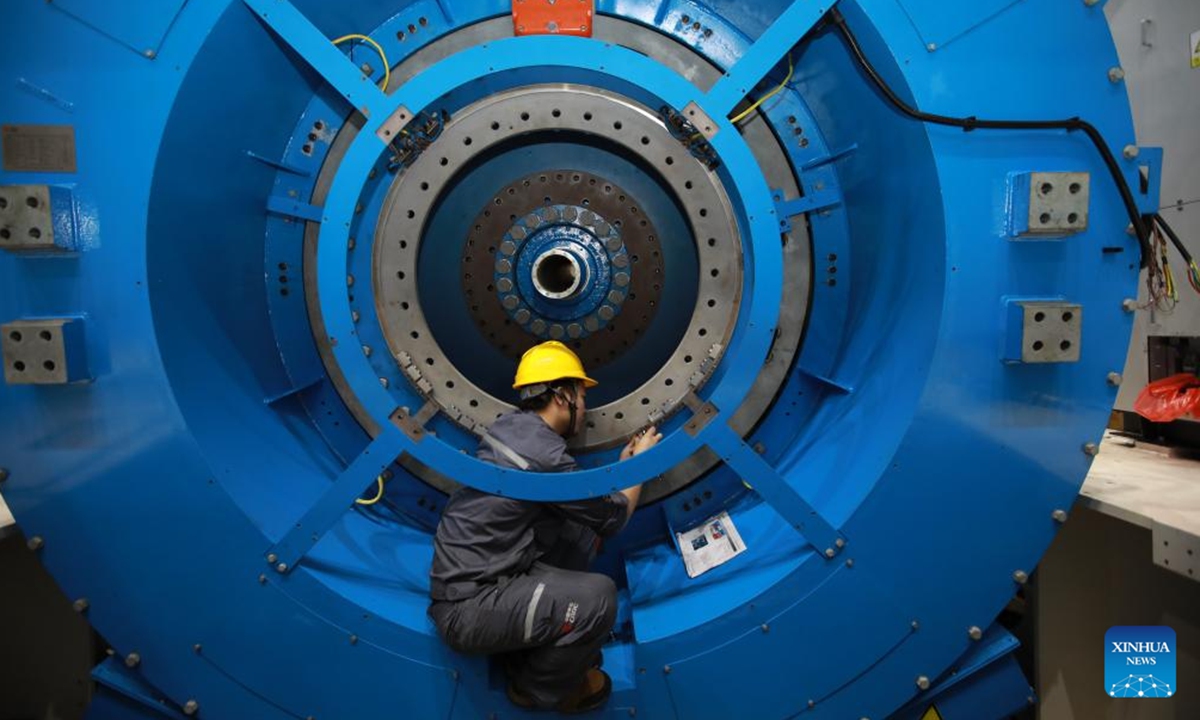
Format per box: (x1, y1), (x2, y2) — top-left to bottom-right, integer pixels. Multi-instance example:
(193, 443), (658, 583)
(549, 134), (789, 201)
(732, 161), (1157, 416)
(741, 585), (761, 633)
(27, 536), (44, 551)
(1052, 509), (1068, 523)
(1122, 144), (1139, 159)
(143, 49), (156, 59)
(125, 652), (141, 668)
(276, 562), (289, 573)
(267, 553), (278, 564)
(183, 699), (199, 716)
(1082, 442), (1099, 456)
(824, 547), (835, 558)
(73, 598), (89, 613)
(926, 43), (937, 51)
(1106, 372), (1122, 386)
(835, 538), (846, 548)
(911, 620), (920, 630)
(258, 574), (267, 584)
(1013, 570), (1029, 585)
(760, 623), (770, 633)
(916, 675), (931, 690)
(968, 626), (983, 641)
(1108, 67), (1125, 83)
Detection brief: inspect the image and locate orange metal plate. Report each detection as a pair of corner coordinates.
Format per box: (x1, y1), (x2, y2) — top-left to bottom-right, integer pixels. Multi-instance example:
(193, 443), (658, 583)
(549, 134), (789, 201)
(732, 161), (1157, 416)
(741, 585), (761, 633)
(512, 0), (594, 37)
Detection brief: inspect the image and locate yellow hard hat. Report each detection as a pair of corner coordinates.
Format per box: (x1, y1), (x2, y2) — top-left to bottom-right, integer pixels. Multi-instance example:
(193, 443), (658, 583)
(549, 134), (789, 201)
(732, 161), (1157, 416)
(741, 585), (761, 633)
(513, 341), (598, 389)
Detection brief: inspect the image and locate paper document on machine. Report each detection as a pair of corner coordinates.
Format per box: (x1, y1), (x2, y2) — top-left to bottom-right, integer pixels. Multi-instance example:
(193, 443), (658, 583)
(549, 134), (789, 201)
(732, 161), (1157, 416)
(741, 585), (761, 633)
(676, 511), (746, 578)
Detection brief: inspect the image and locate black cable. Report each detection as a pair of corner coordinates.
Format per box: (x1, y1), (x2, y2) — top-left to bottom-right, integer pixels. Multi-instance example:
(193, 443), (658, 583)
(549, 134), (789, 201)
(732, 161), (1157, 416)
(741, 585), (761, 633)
(827, 8), (1151, 268)
(1153, 213), (1193, 264)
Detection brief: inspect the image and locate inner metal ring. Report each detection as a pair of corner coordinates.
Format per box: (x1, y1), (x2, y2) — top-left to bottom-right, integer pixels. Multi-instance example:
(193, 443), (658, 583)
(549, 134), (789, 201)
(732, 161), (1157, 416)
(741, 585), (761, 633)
(532, 249), (586, 299)
(375, 84), (742, 449)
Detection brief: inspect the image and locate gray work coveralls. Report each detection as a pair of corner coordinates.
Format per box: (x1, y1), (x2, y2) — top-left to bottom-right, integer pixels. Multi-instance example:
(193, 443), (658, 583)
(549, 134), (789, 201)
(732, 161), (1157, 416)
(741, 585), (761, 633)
(428, 411), (630, 706)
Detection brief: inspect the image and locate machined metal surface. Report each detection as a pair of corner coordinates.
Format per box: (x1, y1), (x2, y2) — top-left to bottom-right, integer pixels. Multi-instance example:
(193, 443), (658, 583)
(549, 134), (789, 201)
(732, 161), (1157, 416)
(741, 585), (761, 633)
(1025, 172), (1091, 235)
(373, 84), (743, 449)
(462, 170), (663, 362)
(0, 185), (57, 252)
(1, 318), (85, 385)
(1018, 302), (1083, 364)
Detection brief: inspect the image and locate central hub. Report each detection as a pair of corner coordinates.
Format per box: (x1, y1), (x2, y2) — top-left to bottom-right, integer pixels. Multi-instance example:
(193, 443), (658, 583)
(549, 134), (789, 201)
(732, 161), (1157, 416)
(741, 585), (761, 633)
(532, 247), (587, 300)
(492, 203), (630, 341)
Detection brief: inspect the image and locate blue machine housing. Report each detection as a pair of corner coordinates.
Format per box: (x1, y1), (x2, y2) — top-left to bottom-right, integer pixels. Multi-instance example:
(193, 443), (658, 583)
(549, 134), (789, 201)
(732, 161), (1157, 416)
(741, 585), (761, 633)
(0, 0), (1151, 718)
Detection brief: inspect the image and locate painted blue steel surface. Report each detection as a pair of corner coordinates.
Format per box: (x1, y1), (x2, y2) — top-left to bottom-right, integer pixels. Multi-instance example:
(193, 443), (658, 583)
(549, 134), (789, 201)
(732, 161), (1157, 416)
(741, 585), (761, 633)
(0, 0), (1145, 718)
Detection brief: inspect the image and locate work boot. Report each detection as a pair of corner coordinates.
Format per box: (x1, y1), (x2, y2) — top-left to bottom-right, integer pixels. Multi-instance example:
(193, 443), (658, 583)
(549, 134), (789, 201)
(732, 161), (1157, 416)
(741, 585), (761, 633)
(554, 668), (612, 714)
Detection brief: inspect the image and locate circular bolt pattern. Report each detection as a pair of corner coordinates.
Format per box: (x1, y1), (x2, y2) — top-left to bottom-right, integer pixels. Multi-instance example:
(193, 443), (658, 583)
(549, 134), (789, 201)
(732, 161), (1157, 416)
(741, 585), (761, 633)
(462, 170), (664, 365)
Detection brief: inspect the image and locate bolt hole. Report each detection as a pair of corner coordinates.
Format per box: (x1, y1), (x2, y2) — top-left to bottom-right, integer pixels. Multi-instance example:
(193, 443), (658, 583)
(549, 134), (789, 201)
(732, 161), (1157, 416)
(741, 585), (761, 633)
(1040, 182), (1054, 195)
(583, 112), (593, 121)
(9, 331), (22, 342)
(1069, 183), (1081, 194)
(25, 196), (39, 209)
(613, 121), (623, 130)
(0, 229), (9, 240)
(521, 112), (530, 121)
(1034, 311), (1045, 322)
(28, 228), (41, 239)
(1062, 311), (1074, 322)
(1060, 340), (1071, 351)
(39, 330), (51, 341)
(13, 361), (26, 372)
(552, 109), (562, 118)
(1032, 340), (1044, 351)
(1067, 213), (1079, 224)
(1039, 213), (1051, 225)
(43, 360), (55, 371)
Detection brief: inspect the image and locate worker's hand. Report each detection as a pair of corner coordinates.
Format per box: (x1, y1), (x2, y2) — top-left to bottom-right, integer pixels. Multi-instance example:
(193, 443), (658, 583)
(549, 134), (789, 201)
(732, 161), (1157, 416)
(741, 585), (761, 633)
(619, 435), (639, 461)
(631, 426), (662, 456)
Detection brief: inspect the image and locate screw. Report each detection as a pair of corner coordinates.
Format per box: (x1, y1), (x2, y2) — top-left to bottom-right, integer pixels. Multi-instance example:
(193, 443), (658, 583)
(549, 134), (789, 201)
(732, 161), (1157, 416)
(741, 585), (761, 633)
(926, 43), (937, 51)
(1108, 67), (1125, 83)
(1122, 298), (1137, 313)
(266, 553), (278, 564)
(27, 536), (44, 551)
(125, 652), (141, 668)
(1107, 372), (1122, 386)
(73, 598), (89, 613)
(183, 699), (199, 716)
(1083, 442), (1099, 456)
(276, 562), (288, 573)
(968, 626), (983, 641)
(1013, 570), (1029, 585)
(916, 675), (931, 690)
(1052, 509), (1068, 523)
(1122, 144), (1139, 159)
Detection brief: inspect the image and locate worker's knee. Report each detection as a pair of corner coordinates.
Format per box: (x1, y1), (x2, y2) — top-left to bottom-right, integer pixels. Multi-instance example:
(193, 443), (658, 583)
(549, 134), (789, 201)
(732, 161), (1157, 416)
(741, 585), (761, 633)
(586, 574), (618, 630)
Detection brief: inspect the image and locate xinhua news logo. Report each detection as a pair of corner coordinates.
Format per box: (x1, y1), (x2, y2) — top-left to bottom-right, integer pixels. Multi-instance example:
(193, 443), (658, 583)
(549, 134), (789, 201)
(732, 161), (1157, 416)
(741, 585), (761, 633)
(1105, 626), (1176, 698)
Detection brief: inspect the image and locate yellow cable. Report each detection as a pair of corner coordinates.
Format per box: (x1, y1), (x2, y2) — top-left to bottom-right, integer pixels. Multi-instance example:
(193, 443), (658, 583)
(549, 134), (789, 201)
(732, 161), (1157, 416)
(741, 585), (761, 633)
(355, 475), (385, 505)
(729, 54), (794, 125)
(332, 34), (390, 93)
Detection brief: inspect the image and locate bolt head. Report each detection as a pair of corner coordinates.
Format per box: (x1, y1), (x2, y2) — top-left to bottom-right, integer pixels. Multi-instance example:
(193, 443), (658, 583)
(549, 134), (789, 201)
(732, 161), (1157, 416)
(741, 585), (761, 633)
(379, 377), (389, 389)
(1052, 509), (1069, 523)
(27, 536), (44, 551)
(276, 562), (288, 573)
(125, 652), (141, 668)
(1122, 144), (1140, 159)
(1122, 298), (1138, 313)
(266, 553), (278, 564)
(362, 345), (373, 357)
(1013, 570), (1029, 585)
(824, 547), (835, 558)
(917, 675), (931, 690)
(183, 699), (199, 715)
(1108, 67), (1125, 83)
(1107, 372), (1123, 386)
(969, 626), (983, 641)
(1083, 442), (1100, 456)
(143, 49), (156, 59)
(73, 598), (89, 613)
(926, 43), (937, 51)
(835, 538), (846, 548)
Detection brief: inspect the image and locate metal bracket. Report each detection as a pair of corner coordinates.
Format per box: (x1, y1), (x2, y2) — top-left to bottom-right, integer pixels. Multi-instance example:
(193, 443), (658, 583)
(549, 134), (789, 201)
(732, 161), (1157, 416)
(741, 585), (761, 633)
(772, 187), (842, 232)
(266, 195), (324, 223)
(659, 104), (720, 170)
(682, 392), (719, 437)
(1152, 521), (1198, 583)
(376, 105), (414, 144)
(390, 400), (438, 442)
(1133, 147), (1163, 216)
(512, 0), (595, 37)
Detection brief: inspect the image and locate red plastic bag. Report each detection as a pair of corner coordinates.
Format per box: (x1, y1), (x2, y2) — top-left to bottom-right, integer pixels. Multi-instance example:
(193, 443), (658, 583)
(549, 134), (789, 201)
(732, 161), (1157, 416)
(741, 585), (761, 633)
(1134, 373), (1200, 422)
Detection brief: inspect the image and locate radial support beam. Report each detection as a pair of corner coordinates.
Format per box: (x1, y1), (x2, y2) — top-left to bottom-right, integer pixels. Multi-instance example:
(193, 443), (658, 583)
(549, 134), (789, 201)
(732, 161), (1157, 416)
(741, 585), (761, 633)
(241, 0), (389, 119)
(706, 423), (845, 557)
(705, 0), (836, 117)
(265, 428), (408, 573)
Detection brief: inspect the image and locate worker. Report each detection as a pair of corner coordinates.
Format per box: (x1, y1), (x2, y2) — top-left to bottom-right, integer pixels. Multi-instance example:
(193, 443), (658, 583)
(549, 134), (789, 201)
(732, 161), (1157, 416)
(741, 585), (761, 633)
(428, 340), (661, 713)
